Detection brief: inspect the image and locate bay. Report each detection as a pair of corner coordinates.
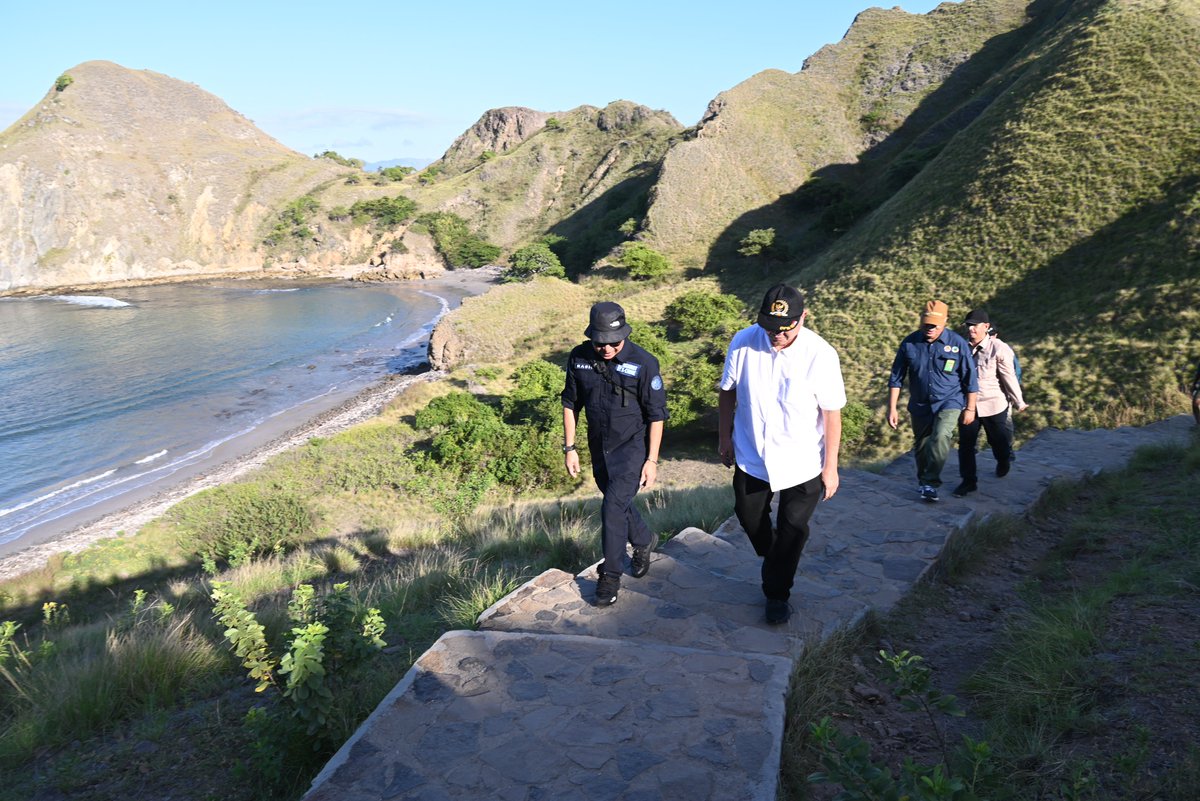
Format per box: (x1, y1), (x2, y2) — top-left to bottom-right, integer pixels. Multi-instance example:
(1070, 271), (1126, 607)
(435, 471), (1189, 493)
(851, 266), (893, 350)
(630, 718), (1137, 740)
(0, 277), (476, 550)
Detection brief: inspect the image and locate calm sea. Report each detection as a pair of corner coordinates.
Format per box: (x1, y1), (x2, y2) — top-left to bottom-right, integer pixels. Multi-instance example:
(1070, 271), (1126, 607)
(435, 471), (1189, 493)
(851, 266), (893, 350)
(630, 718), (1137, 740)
(0, 278), (468, 548)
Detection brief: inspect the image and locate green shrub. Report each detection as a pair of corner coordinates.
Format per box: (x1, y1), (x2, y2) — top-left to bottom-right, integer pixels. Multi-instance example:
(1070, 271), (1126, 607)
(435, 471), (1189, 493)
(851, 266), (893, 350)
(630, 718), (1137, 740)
(667, 359), (722, 428)
(349, 195), (417, 227)
(314, 151), (364, 169)
(839, 400), (872, 446)
(665, 291), (746, 339)
(169, 482), (315, 569)
(620, 243), (670, 280)
(265, 195), (320, 246)
(503, 243), (566, 282)
(54, 74), (73, 92)
(502, 360), (565, 430)
(378, 166), (415, 181)
(327, 206), (350, 222)
(418, 212), (501, 268)
(738, 228), (776, 257)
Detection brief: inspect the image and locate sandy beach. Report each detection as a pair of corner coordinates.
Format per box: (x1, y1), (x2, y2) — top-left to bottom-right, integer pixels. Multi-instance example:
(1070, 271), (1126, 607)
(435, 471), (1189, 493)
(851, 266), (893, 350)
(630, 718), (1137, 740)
(0, 268), (497, 582)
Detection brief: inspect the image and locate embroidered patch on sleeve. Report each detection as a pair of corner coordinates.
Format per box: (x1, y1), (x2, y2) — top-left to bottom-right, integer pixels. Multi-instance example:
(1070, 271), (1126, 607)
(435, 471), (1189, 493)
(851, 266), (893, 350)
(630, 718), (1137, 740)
(651, 375), (663, 390)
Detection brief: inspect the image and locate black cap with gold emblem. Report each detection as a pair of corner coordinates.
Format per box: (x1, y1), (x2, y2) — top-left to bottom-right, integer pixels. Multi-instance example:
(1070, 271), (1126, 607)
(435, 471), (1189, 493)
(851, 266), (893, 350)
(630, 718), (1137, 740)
(756, 283), (805, 332)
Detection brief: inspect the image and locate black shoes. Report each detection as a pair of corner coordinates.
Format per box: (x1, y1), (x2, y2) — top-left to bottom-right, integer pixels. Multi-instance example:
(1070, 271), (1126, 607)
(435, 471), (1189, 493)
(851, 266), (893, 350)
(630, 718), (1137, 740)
(996, 459), (1011, 478)
(631, 537), (656, 578)
(595, 571), (620, 606)
(920, 485), (939, 502)
(952, 480), (978, 497)
(765, 599), (791, 625)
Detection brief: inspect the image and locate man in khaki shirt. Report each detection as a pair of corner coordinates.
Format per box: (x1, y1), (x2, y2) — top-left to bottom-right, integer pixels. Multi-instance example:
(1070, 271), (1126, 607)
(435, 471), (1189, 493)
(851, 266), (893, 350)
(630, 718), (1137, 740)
(953, 309), (1028, 497)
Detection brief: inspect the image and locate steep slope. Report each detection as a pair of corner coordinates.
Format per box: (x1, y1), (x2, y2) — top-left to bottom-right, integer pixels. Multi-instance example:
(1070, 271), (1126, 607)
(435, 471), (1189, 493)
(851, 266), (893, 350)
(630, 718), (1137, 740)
(798, 0), (1200, 446)
(412, 101), (682, 267)
(0, 61), (347, 291)
(641, 0), (1032, 266)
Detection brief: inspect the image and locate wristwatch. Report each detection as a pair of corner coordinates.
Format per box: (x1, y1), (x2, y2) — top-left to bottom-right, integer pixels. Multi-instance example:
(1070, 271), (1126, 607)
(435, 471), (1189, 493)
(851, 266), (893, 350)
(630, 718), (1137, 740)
(562, 444), (576, 453)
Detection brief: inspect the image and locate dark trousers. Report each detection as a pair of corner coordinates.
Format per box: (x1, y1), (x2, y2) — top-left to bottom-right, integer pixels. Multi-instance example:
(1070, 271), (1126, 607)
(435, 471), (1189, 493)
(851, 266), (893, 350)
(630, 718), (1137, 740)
(911, 408), (961, 487)
(592, 452), (653, 576)
(958, 408), (1013, 481)
(732, 467), (823, 601)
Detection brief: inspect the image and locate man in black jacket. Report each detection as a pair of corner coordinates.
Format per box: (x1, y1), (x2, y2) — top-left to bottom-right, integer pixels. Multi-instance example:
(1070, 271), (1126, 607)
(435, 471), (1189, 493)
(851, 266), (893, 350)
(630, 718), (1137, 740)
(562, 302), (667, 606)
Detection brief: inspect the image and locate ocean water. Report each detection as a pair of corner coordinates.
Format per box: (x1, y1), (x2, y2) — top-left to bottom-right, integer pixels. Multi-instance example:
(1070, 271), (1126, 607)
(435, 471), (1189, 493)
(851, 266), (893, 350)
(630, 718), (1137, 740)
(0, 279), (464, 548)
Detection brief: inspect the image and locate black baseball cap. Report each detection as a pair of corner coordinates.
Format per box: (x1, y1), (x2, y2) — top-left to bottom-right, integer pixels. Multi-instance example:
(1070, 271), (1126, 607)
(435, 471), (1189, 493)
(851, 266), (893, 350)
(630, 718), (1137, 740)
(964, 308), (990, 325)
(584, 301), (632, 344)
(757, 284), (805, 332)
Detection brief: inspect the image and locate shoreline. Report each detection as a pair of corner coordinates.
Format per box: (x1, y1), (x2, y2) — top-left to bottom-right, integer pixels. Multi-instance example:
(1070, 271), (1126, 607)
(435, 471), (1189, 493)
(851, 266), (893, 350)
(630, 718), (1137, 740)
(0, 268), (499, 582)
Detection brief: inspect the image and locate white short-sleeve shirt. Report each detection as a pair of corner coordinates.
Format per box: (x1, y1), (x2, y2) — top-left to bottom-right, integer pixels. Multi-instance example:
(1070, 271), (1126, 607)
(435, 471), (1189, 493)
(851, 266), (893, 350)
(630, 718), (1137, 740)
(720, 325), (847, 491)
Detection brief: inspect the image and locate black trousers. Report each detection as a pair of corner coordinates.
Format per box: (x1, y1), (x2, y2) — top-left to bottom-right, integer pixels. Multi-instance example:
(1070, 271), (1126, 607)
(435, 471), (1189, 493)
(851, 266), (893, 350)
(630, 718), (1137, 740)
(592, 446), (654, 576)
(958, 408), (1014, 481)
(732, 467), (823, 601)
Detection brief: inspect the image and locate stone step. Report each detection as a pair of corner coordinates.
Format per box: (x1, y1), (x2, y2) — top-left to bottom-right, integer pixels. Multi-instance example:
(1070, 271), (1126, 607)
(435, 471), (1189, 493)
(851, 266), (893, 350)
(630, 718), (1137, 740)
(305, 629), (792, 801)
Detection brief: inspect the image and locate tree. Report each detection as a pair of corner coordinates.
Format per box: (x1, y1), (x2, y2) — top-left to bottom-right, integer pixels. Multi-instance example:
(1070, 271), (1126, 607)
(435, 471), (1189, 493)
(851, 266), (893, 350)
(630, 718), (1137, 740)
(665, 291), (745, 338)
(502, 243), (566, 282)
(349, 195), (417, 227)
(315, 151), (364, 169)
(620, 243), (670, 280)
(379, 166), (415, 181)
(738, 228), (776, 257)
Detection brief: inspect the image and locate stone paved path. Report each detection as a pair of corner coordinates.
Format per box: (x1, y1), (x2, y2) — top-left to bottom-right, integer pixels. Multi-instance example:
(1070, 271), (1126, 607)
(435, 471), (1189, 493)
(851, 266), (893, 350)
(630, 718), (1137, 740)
(304, 416), (1194, 801)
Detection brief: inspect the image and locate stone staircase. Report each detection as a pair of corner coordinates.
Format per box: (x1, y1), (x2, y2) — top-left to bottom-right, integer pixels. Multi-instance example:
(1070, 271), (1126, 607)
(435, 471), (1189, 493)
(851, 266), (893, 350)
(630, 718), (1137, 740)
(304, 416), (1194, 801)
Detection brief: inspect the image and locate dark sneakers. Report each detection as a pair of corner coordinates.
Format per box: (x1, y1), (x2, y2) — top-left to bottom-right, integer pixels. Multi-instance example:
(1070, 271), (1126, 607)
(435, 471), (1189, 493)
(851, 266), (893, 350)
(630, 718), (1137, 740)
(920, 485), (939, 502)
(631, 537), (656, 578)
(595, 571), (620, 606)
(952, 480), (978, 497)
(765, 599), (791, 625)
(996, 459), (1011, 478)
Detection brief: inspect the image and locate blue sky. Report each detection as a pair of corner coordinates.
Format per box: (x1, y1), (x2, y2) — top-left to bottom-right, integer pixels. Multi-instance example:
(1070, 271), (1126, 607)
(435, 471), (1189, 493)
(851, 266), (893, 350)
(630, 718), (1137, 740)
(0, 0), (953, 164)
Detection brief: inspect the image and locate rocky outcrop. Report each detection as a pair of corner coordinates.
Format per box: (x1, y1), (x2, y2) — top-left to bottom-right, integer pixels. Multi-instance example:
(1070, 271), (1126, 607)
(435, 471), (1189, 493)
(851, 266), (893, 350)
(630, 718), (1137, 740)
(0, 61), (348, 292)
(436, 107), (551, 177)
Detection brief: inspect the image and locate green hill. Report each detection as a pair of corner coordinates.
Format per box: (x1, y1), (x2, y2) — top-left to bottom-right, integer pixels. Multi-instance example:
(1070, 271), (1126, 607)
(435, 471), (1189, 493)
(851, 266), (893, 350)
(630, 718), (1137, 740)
(436, 0), (1199, 457)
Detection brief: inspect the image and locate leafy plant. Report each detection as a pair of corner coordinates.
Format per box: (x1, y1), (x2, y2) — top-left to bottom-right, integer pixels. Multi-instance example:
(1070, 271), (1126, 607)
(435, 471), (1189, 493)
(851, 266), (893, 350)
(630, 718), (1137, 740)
(738, 227), (776, 257)
(314, 151), (364, 169)
(349, 195), (417, 227)
(664, 290), (745, 339)
(502, 242), (566, 282)
(54, 74), (73, 92)
(619, 243), (670, 280)
(378, 165), (415, 181)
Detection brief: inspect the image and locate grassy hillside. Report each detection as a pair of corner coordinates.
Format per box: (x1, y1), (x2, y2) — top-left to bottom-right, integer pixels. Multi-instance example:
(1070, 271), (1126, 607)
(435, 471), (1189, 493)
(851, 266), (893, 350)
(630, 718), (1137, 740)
(640, 0), (1032, 266)
(795, 0), (1200, 453)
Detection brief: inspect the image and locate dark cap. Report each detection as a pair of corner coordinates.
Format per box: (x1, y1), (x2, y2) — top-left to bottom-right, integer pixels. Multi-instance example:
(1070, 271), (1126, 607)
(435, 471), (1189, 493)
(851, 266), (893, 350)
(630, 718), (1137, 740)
(756, 283), (805, 332)
(584, 301), (632, 344)
(964, 308), (990, 325)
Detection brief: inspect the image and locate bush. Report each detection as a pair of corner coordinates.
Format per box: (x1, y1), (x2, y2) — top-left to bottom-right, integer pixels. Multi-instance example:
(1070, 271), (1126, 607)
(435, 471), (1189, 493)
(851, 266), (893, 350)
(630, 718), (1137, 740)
(378, 166), (415, 181)
(738, 228), (776, 257)
(665, 291), (746, 339)
(502, 360), (564, 430)
(502, 243), (566, 282)
(666, 360), (722, 428)
(627, 320), (672, 367)
(349, 195), (417, 228)
(54, 74), (74, 92)
(314, 151), (364, 169)
(839, 400), (872, 446)
(265, 196), (320, 246)
(418, 212), (501, 268)
(620, 243), (670, 280)
(170, 482), (315, 569)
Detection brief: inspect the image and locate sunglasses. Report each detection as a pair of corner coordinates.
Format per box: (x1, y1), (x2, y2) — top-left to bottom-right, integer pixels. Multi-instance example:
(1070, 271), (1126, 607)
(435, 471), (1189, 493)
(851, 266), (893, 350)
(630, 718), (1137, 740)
(591, 341), (619, 350)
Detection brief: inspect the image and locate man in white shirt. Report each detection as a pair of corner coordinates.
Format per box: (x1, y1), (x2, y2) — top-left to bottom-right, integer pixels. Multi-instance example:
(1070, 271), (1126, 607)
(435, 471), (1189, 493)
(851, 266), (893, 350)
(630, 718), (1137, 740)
(718, 284), (846, 625)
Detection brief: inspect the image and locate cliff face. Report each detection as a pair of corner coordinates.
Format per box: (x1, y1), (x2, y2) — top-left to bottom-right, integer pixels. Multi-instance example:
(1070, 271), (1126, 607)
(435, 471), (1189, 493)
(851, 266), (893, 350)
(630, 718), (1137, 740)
(414, 101), (682, 251)
(0, 61), (346, 291)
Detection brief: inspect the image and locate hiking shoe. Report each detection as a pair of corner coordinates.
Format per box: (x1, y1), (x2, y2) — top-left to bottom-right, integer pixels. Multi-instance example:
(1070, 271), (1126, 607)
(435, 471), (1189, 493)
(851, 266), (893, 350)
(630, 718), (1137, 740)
(952, 480), (977, 497)
(595, 571), (620, 606)
(996, 459), (1011, 478)
(630, 537), (656, 578)
(920, 485), (939, 502)
(765, 599), (791, 625)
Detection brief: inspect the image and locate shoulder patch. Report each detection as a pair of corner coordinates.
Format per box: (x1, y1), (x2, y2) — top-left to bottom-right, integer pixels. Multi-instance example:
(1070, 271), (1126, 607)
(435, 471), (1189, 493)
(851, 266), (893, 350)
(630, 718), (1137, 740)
(651, 375), (663, 391)
(573, 360), (594, 371)
(614, 362), (641, 378)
